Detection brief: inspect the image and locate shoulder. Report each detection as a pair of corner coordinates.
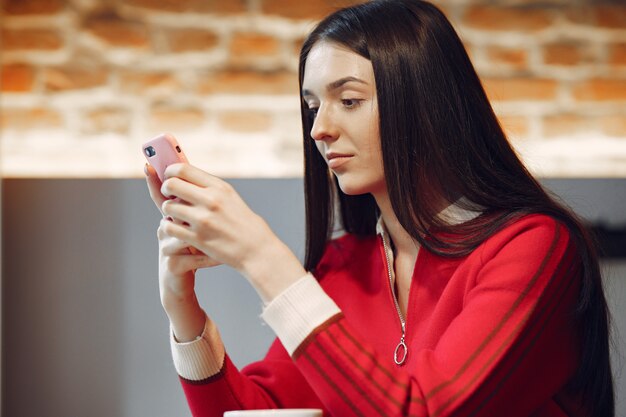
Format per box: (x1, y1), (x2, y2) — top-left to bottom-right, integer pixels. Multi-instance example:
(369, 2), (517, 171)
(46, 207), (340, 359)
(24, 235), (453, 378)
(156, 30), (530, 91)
(481, 213), (572, 256)
(474, 213), (579, 290)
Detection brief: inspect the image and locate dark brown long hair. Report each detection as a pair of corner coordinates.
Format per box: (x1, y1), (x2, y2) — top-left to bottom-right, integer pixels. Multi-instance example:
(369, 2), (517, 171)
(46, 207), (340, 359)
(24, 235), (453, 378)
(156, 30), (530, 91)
(298, 1), (614, 415)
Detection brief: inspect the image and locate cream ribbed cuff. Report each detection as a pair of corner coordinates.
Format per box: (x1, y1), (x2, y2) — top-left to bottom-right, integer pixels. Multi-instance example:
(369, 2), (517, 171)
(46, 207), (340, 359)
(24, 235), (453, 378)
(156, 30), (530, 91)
(170, 313), (225, 381)
(261, 273), (341, 356)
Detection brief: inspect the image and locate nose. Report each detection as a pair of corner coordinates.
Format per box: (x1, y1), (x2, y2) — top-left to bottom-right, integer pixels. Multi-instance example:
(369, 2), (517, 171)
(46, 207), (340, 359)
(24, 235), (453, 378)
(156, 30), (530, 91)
(310, 104), (338, 142)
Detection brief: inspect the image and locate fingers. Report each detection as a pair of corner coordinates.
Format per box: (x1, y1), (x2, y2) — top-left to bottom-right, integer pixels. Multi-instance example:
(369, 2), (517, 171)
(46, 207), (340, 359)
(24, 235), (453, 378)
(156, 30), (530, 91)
(161, 198), (201, 226)
(160, 176), (203, 203)
(164, 163), (220, 188)
(165, 253), (222, 276)
(160, 219), (199, 247)
(160, 165), (234, 209)
(158, 222), (222, 271)
(145, 164), (167, 213)
(159, 227), (193, 254)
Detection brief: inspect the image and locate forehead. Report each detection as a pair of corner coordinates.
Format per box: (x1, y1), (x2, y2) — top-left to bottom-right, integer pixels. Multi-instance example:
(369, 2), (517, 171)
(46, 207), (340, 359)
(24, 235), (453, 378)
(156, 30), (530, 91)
(303, 42), (374, 91)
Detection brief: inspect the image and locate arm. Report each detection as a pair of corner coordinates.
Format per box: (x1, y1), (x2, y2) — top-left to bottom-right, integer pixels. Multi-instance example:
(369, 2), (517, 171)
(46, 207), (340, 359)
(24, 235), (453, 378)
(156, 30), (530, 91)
(176, 336), (326, 417)
(146, 163), (324, 416)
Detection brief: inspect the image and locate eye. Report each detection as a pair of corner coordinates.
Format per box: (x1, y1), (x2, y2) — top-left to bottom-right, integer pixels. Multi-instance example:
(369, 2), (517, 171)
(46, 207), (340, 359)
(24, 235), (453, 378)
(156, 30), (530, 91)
(342, 99), (363, 109)
(306, 106), (319, 120)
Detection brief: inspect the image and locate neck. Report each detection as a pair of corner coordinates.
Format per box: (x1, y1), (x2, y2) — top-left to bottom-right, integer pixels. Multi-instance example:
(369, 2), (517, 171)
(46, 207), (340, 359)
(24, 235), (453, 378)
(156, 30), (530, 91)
(373, 191), (419, 258)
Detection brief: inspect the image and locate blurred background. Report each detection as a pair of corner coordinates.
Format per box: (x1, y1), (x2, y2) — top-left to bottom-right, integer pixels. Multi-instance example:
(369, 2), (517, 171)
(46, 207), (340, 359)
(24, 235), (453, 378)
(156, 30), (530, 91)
(1, 0), (625, 416)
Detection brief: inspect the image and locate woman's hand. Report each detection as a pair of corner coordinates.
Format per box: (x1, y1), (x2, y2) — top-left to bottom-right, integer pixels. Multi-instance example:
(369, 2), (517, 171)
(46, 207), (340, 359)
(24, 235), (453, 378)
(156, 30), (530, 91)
(145, 164), (213, 341)
(158, 163), (306, 303)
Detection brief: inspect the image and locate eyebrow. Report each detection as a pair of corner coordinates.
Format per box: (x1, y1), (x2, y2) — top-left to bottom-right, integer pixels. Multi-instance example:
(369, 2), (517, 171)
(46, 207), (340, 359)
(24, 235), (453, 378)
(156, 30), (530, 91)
(302, 76), (369, 97)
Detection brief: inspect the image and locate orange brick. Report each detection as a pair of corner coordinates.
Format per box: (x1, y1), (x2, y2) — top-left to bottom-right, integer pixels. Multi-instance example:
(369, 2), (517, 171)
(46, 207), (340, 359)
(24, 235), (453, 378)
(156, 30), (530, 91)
(198, 70), (298, 95)
(1, 29), (64, 51)
(150, 106), (205, 130)
(1, 64), (35, 92)
(609, 43), (626, 66)
(485, 46), (528, 70)
(84, 13), (150, 48)
(543, 43), (584, 66)
(230, 33), (279, 56)
(125, 0), (246, 14)
(165, 29), (219, 53)
(82, 107), (131, 135)
(542, 114), (597, 137)
(43, 67), (108, 91)
(229, 33), (280, 67)
(216, 111), (273, 133)
(572, 78), (626, 101)
(261, 0), (360, 20)
(463, 6), (554, 31)
(483, 77), (558, 101)
(0, 108), (63, 130)
(118, 71), (181, 95)
(498, 115), (529, 138)
(599, 115), (626, 137)
(2, 0), (64, 15)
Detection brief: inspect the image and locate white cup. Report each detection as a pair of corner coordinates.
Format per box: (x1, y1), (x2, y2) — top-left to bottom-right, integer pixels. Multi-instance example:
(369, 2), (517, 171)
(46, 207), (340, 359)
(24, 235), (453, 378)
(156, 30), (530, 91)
(224, 409), (323, 417)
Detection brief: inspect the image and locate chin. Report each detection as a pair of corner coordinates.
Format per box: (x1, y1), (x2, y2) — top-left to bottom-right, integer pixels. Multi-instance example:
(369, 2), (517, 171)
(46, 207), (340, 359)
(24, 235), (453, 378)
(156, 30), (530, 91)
(335, 177), (371, 196)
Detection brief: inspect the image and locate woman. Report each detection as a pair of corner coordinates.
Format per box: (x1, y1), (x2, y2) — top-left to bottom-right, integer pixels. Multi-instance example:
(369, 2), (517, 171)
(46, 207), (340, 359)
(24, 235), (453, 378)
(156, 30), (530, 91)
(145, 1), (615, 416)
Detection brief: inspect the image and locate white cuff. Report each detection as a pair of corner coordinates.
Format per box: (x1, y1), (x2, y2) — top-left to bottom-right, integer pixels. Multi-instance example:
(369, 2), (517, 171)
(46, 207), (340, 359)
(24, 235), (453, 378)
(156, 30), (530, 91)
(261, 273), (341, 356)
(170, 313), (225, 381)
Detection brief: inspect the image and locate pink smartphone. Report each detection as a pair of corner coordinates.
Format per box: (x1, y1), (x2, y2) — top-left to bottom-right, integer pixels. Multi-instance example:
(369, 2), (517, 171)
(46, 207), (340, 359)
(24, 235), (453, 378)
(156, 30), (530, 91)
(142, 133), (188, 182)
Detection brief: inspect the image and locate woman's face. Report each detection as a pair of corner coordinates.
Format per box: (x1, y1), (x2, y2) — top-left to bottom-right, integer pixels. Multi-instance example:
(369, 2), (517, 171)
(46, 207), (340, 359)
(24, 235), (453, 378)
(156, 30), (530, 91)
(302, 41), (385, 197)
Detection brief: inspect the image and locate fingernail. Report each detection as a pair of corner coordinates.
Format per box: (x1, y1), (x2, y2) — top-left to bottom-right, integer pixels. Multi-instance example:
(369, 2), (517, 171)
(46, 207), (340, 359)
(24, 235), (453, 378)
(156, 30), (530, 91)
(144, 163), (149, 176)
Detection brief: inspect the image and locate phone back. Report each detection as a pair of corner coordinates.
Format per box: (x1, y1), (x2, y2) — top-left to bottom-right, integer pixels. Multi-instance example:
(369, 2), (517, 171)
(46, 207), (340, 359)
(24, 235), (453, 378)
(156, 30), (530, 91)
(142, 133), (188, 182)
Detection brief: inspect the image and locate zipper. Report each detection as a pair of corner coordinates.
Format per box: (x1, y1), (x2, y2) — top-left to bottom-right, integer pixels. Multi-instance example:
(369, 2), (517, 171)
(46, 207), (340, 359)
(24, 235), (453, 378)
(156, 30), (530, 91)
(381, 231), (408, 366)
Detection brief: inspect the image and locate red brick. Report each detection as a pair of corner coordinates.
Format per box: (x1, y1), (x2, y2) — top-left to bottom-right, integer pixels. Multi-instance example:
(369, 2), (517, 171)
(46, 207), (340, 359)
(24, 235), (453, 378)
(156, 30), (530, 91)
(216, 111), (273, 133)
(0, 108), (63, 130)
(1, 64), (35, 92)
(43, 67), (108, 91)
(261, 0), (361, 20)
(125, 0), (247, 14)
(84, 13), (150, 48)
(485, 46), (528, 70)
(572, 78), (626, 101)
(198, 70), (298, 95)
(165, 29), (219, 53)
(2, 0), (64, 15)
(600, 115), (626, 137)
(82, 108), (131, 135)
(118, 71), (182, 95)
(543, 43), (584, 66)
(542, 114), (597, 137)
(483, 77), (558, 101)
(594, 5), (626, 29)
(463, 6), (554, 31)
(566, 5), (626, 29)
(609, 43), (626, 66)
(1, 29), (64, 51)
(150, 106), (205, 131)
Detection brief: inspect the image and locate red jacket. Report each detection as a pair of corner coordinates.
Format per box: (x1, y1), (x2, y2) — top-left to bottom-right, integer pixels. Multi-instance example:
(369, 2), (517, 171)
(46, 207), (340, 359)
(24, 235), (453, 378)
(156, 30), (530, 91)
(177, 214), (583, 417)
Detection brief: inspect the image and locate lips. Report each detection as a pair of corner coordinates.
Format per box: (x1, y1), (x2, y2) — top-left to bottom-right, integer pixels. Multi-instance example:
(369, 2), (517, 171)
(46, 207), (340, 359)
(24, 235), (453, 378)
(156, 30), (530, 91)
(326, 152), (353, 169)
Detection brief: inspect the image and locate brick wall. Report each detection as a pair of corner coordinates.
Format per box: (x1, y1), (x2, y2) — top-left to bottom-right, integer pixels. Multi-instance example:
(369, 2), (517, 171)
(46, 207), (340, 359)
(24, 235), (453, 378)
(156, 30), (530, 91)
(1, 0), (625, 178)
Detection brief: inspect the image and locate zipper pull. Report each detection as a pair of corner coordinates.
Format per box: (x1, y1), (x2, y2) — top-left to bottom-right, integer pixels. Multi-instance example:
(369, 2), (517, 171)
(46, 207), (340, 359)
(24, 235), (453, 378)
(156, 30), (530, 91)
(394, 321), (408, 365)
